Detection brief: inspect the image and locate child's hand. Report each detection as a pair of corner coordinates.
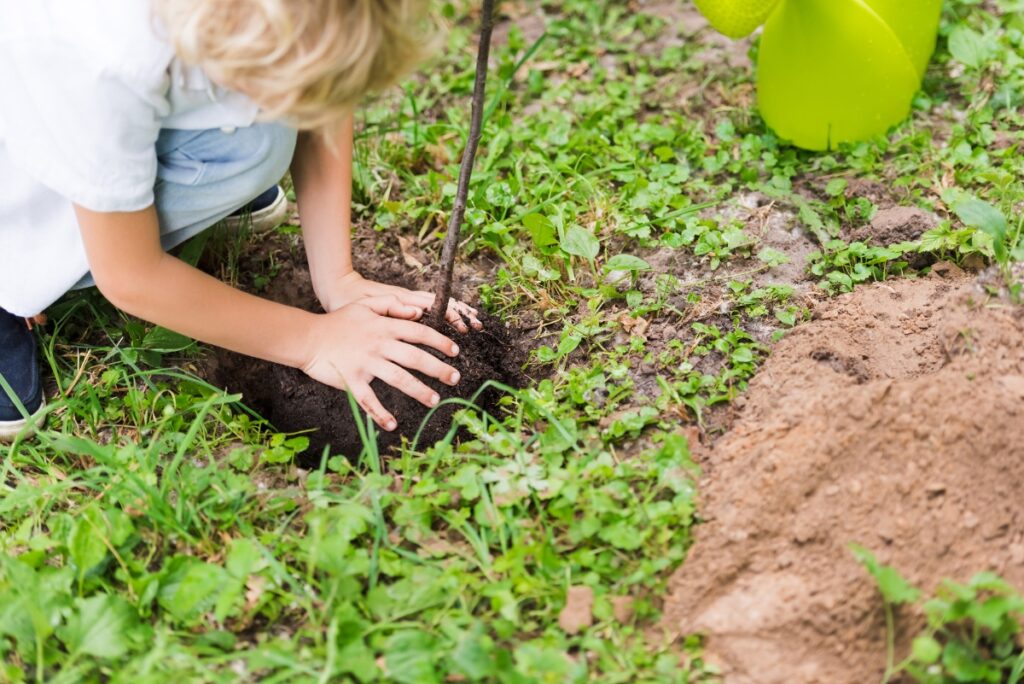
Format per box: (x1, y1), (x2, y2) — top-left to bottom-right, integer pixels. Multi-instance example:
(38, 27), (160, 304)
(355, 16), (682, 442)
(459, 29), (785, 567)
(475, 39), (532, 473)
(301, 296), (461, 431)
(318, 271), (483, 333)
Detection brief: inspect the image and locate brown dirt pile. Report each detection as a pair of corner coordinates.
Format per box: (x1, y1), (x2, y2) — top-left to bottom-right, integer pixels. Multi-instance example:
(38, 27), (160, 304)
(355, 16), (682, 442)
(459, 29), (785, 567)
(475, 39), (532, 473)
(662, 266), (1024, 683)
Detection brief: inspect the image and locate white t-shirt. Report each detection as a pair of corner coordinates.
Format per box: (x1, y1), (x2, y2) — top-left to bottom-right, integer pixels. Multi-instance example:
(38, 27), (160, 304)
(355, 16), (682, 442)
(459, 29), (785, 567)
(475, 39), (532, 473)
(0, 1), (260, 316)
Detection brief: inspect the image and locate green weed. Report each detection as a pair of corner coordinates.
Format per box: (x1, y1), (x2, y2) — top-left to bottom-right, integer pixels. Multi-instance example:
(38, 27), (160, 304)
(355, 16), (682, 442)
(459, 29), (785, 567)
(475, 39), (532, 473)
(853, 545), (1024, 684)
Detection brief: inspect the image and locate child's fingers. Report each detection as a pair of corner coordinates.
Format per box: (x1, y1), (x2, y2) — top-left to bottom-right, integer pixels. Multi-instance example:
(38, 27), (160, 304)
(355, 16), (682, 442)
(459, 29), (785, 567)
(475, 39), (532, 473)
(407, 290), (439, 308)
(411, 291), (479, 317)
(446, 301), (482, 332)
(384, 290), (483, 332)
(362, 295), (422, 320)
(375, 361), (442, 409)
(448, 300), (479, 319)
(349, 382), (397, 431)
(455, 301), (479, 317)
(385, 342), (461, 386)
(445, 308), (470, 334)
(389, 319), (460, 358)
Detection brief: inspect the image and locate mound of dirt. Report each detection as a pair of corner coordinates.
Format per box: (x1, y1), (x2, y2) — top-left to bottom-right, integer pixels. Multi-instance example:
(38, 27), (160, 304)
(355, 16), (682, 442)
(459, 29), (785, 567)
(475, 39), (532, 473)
(662, 266), (1024, 683)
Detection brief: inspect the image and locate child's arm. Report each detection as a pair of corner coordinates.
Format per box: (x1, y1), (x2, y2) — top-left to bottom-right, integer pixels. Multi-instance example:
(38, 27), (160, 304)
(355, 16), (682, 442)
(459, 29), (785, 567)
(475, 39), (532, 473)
(291, 116), (482, 333)
(74, 205), (461, 431)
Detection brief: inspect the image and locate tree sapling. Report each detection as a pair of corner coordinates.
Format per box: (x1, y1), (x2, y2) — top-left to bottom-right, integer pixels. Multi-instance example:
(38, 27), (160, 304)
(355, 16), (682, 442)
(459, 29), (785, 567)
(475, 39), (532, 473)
(201, 0), (523, 462)
(430, 0), (496, 326)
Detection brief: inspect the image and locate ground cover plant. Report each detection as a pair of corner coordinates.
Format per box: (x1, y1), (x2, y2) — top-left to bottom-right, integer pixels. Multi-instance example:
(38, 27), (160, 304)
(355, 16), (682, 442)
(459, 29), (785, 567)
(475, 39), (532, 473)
(2, 0), (1024, 681)
(854, 546), (1024, 684)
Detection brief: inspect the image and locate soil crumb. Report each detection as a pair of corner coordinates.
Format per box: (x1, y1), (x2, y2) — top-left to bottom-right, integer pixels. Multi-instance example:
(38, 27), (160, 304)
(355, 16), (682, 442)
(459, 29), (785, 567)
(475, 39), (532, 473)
(661, 267), (1024, 683)
(846, 206), (937, 245)
(845, 178), (899, 209)
(559, 586), (595, 635)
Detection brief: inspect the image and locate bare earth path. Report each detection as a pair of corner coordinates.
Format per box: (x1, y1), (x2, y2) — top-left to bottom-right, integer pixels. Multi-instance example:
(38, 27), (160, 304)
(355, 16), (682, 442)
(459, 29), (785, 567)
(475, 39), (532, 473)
(662, 268), (1024, 683)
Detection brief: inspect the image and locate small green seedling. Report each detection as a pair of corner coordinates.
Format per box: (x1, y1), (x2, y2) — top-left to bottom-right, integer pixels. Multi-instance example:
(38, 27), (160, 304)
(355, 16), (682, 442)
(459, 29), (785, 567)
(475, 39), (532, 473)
(951, 196), (1024, 299)
(853, 544), (1024, 684)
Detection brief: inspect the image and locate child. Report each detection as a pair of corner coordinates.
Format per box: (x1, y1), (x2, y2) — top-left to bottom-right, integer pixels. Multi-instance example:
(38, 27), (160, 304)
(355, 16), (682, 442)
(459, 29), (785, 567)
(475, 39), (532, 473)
(0, 0), (481, 442)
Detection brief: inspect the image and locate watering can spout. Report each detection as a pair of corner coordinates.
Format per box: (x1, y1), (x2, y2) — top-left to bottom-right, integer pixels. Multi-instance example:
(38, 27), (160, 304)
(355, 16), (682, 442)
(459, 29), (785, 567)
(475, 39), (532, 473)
(692, 0), (781, 38)
(692, 0), (943, 150)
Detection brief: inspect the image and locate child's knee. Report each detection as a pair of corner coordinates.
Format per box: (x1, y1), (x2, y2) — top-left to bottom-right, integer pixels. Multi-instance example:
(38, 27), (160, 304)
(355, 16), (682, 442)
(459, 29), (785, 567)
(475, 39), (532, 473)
(216, 123), (297, 207)
(152, 123), (296, 238)
(245, 123), (297, 197)
(157, 123), (296, 193)
(155, 123), (295, 212)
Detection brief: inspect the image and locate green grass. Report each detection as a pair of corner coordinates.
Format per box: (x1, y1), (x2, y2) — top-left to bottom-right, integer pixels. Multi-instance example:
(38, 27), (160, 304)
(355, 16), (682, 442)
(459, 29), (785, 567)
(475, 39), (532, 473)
(3, 0), (1024, 681)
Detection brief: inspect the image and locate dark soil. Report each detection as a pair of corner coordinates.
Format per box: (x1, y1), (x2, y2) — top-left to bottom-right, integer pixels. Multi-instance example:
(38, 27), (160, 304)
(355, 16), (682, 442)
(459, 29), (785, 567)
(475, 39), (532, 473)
(199, 229), (529, 467)
(205, 312), (526, 466)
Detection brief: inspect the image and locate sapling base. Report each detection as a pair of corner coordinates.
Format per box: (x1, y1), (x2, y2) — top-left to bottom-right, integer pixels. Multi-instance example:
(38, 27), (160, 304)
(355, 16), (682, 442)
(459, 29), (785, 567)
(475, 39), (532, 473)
(206, 310), (526, 466)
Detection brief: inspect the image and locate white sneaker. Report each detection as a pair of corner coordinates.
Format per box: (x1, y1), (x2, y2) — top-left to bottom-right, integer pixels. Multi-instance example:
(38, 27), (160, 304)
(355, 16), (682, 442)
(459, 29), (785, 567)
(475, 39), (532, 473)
(0, 399), (45, 443)
(223, 185), (290, 233)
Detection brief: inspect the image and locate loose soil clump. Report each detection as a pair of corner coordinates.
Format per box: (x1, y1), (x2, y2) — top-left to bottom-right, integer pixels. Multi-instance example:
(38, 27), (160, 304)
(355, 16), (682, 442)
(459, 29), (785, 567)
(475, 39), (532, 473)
(845, 206), (937, 245)
(661, 267), (1024, 683)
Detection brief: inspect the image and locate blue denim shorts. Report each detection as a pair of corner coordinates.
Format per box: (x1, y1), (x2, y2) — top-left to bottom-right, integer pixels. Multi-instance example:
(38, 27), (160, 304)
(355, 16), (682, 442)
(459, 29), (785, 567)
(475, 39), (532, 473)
(73, 123), (297, 289)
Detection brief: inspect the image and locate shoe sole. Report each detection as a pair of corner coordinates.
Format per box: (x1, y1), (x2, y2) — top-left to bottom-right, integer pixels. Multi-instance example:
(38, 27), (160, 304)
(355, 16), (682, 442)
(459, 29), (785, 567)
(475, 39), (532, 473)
(0, 401), (45, 443)
(222, 190), (290, 234)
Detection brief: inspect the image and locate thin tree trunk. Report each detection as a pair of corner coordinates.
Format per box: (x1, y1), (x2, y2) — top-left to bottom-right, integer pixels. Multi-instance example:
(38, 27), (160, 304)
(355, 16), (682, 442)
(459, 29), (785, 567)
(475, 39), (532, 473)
(429, 0), (496, 327)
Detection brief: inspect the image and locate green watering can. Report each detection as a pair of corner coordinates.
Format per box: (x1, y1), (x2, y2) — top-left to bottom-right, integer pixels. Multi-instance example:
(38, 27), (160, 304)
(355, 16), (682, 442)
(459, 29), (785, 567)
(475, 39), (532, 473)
(693, 0), (943, 150)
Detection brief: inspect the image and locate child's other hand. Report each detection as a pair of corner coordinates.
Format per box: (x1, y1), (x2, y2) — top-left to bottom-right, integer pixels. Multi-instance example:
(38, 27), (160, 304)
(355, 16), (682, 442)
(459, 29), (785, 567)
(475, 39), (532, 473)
(319, 271), (483, 333)
(301, 297), (461, 431)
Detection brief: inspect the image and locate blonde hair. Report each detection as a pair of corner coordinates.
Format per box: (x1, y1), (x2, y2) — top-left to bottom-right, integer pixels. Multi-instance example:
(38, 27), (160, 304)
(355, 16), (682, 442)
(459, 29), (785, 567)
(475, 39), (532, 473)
(155, 0), (439, 130)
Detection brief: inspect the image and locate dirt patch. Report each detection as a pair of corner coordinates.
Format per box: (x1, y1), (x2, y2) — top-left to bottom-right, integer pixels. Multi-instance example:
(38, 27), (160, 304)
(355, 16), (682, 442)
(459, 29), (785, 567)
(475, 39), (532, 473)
(845, 178), (901, 209)
(206, 313), (525, 465)
(492, 1), (549, 50)
(559, 586), (595, 635)
(796, 177), (906, 212)
(728, 192), (820, 294)
(201, 229), (528, 466)
(602, 193), (822, 439)
(845, 206), (938, 245)
(661, 269), (1024, 683)
(628, 0), (751, 76)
